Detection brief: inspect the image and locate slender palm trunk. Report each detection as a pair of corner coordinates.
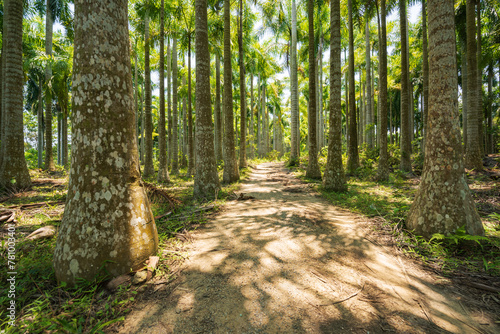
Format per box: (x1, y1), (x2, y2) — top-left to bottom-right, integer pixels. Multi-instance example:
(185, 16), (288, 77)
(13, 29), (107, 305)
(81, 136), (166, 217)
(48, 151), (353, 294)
(323, 0), (346, 191)
(422, 0), (429, 157)
(289, 0), (299, 165)
(464, 0), (482, 170)
(238, 0), (247, 168)
(38, 78), (44, 168)
(347, 0), (359, 173)
(171, 37), (180, 174)
(462, 44), (468, 149)
(306, 0), (321, 179)
(158, 0), (170, 183)
(44, 0), (55, 170)
(223, 0), (239, 182)
(249, 72), (254, 159)
(134, 44), (140, 154)
(399, 0), (412, 172)
(365, 19), (373, 149)
(187, 38), (195, 175)
(486, 64), (493, 154)
(143, 15), (155, 176)
(476, 1), (484, 157)
(215, 54), (223, 162)
(167, 41), (172, 168)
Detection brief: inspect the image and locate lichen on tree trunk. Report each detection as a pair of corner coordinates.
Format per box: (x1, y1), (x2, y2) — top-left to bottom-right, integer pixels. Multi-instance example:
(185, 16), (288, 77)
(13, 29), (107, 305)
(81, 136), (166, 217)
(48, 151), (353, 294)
(53, 0), (158, 285)
(407, 0), (484, 238)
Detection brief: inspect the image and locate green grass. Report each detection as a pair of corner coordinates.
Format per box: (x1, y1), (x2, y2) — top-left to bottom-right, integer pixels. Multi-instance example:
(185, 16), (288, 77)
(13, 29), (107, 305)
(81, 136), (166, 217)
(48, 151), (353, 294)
(0, 162), (252, 333)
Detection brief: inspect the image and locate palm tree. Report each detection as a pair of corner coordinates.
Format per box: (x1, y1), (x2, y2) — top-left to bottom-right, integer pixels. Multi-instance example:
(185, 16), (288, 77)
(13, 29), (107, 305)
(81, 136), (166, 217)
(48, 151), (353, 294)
(0, 0), (31, 189)
(171, 36), (180, 174)
(323, 0), (346, 191)
(422, 0), (429, 158)
(464, 0), (482, 170)
(142, 11), (155, 177)
(347, 0), (359, 173)
(44, 0), (55, 171)
(53, 0), (159, 285)
(407, 0), (484, 238)
(238, 0), (247, 169)
(399, 0), (411, 172)
(157, 0), (170, 182)
(306, 0), (321, 179)
(289, 0), (299, 166)
(223, 0), (240, 183)
(215, 53), (223, 162)
(193, 0), (221, 199)
(376, 0), (389, 181)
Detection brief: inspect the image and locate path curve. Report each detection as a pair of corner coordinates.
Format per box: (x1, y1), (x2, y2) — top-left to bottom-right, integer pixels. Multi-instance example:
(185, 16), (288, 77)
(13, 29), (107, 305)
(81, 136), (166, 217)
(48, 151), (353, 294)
(115, 162), (497, 334)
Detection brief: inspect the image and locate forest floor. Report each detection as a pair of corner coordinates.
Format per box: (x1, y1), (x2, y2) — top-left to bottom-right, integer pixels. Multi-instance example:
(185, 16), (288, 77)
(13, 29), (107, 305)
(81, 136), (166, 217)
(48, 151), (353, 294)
(111, 162), (500, 334)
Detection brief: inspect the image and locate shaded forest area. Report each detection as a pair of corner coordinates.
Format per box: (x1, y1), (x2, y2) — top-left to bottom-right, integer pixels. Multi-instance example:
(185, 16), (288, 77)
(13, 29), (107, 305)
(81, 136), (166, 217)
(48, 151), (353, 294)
(0, 0), (500, 331)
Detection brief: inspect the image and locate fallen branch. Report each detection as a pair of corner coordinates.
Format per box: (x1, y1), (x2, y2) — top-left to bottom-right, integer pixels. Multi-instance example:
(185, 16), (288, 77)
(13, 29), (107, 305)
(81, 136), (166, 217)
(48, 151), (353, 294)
(6, 201), (65, 210)
(318, 282), (365, 306)
(461, 281), (500, 294)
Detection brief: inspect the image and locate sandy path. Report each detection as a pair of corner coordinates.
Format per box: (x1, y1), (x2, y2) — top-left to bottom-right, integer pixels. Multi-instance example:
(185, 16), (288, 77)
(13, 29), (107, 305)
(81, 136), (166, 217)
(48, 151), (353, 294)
(115, 162), (498, 334)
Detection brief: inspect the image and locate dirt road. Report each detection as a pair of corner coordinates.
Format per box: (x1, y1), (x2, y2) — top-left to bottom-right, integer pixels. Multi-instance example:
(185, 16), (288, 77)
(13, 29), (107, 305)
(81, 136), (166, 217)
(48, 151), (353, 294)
(115, 162), (498, 334)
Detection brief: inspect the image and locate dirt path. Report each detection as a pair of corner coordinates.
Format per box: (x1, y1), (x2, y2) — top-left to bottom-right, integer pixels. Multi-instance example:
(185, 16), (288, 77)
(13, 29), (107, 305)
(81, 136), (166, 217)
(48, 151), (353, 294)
(115, 162), (498, 334)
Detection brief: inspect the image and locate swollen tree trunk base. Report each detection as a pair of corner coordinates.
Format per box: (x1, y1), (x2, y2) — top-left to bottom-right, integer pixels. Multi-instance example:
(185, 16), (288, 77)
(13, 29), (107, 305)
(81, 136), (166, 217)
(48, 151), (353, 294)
(54, 0), (158, 286)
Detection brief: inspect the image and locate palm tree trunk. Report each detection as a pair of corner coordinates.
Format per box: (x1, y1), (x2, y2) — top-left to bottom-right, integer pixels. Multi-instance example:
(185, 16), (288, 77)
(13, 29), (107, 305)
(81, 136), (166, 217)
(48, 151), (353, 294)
(422, 0), (429, 157)
(187, 38), (194, 175)
(306, 0), (321, 179)
(171, 37), (180, 174)
(486, 64), (493, 154)
(215, 54), (223, 162)
(464, 0), (482, 170)
(143, 14), (155, 176)
(249, 72), (254, 159)
(323, 0), (347, 191)
(38, 78), (44, 168)
(158, 0), (170, 183)
(238, 0), (247, 168)
(476, 1), (484, 157)
(134, 43), (140, 155)
(223, 0), (239, 182)
(289, 0), (299, 165)
(462, 44), (468, 149)
(44, 0), (55, 171)
(347, 0), (359, 173)
(407, 0), (484, 238)
(0, 0), (31, 188)
(193, 0), (220, 199)
(167, 41), (172, 168)
(365, 19), (373, 149)
(399, 0), (412, 172)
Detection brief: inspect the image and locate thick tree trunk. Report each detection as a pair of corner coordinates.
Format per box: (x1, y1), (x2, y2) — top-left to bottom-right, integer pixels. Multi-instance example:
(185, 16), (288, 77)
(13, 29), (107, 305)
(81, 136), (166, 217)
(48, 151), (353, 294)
(0, 0), (31, 189)
(193, 0), (220, 199)
(407, 0), (483, 238)
(143, 15), (154, 176)
(323, 0), (346, 191)
(171, 37), (180, 174)
(134, 44), (140, 155)
(347, 0), (359, 173)
(477, 1), (484, 157)
(53, 0), (158, 285)
(238, 0), (247, 168)
(464, 0), (482, 170)
(222, 0), (239, 183)
(157, 0), (170, 183)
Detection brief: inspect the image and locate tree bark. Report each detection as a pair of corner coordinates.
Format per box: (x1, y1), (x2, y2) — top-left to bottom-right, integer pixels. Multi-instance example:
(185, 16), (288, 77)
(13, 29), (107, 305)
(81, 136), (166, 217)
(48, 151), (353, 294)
(187, 38), (194, 175)
(171, 37), (180, 174)
(323, 0), (347, 191)
(223, 0), (239, 183)
(157, 0), (170, 183)
(44, 0), (55, 171)
(143, 15), (155, 176)
(399, 0), (412, 172)
(54, 0), (158, 285)
(289, 0), (299, 166)
(238, 0), (247, 168)
(0, 0), (31, 189)
(347, 0), (359, 173)
(193, 0), (220, 199)
(215, 54), (223, 162)
(377, 0), (389, 181)
(407, 0), (484, 238)
(422, 0), (429, 157)
(306, 0), (321, 179)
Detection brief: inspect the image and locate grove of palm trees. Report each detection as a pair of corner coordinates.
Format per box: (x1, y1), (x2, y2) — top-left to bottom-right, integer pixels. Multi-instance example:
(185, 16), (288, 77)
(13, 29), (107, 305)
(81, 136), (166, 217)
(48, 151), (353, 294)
(1, 0), (500, 332)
